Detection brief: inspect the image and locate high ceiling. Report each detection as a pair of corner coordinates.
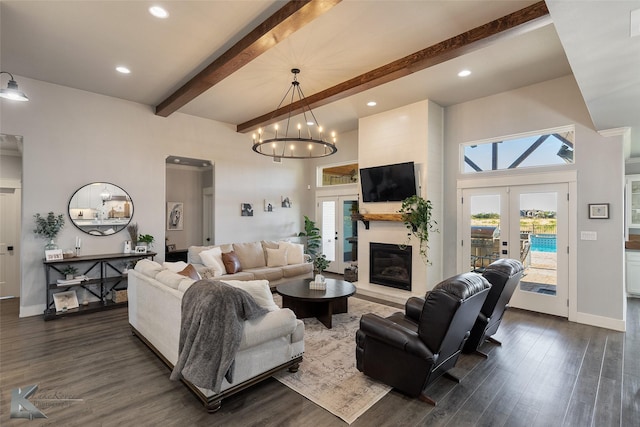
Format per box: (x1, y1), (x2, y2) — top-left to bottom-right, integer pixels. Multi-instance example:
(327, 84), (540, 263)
(1, 1), (638, 155)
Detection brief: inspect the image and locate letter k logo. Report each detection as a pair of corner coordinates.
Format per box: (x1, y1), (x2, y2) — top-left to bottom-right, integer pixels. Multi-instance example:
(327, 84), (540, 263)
(10, 384), (47, 419)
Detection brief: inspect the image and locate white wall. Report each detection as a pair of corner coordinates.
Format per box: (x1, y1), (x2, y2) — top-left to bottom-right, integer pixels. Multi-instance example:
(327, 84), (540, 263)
(355, 100), (443, 303)
(444, 75), (626, 329)
(0, 77), (313, 317)
(165, 164), (204, 250)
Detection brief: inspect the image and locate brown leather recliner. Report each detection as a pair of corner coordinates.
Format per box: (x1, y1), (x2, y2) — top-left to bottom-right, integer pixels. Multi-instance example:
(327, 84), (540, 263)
(355, 272), (491, 404)
(462, 258), (524, 356)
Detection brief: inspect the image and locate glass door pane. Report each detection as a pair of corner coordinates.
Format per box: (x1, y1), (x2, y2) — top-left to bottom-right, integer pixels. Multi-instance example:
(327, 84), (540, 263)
(342, 200), (358, 264)
(321, 200), (336, 262)
(518, 191), (558, 295)
(470, 194), (502, 272)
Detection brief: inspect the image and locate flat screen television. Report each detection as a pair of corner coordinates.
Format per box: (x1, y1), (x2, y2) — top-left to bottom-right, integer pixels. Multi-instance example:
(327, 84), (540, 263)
(359, 161), (417, 202)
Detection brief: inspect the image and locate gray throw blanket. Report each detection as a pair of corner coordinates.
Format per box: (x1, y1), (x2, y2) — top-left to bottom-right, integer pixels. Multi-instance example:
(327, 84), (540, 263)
(170, 280), (268, 393)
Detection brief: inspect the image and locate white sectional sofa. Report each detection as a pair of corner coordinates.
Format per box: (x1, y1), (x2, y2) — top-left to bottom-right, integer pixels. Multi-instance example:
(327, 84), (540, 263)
(128, 258), (305, 412)
(187, 240), (313, 289)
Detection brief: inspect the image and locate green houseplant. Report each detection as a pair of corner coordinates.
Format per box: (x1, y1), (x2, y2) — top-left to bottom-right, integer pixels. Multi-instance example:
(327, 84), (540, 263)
(33, 212), (65, 250)
(313, 254), (330, 274)
(399, 195), (438, 264)
(61, 265), (78, 279)
(138, 234), (154, 249)
(298, 215), (321, 259)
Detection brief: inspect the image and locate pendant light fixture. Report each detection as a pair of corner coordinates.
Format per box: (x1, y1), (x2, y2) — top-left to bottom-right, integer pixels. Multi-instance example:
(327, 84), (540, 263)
(0, 72), (29, 102)
(251, 68), (337, 160)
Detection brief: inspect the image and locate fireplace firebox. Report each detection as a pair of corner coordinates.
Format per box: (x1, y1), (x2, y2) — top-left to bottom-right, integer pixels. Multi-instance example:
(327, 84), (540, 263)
(369, 242), (412, 291)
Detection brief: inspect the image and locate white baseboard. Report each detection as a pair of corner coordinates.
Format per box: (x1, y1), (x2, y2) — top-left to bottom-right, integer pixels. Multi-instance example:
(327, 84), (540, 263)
(20, 304), (45, 318)
(574, 311), (626, 332)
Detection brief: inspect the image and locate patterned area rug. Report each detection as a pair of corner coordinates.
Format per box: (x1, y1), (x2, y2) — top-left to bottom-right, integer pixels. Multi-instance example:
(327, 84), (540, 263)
(273, 295), (400, 424)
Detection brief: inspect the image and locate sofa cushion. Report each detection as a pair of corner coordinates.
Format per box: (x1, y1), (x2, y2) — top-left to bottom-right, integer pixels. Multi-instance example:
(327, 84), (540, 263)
(261, 240), (279, 258)
(135, 259), (164, 277)
(282, 263), (313, 278)
(279, 241), (304, 265)
(222, 251), (242, 274)
(232, 241), (266, 269)
(246, 267), (284, 282)
(266, 246), (288, 267)
(221, 279), (279, 311)
(163, 261), (188, 272)
(199, 247), (225, 276)
(178, 264), (201, 281)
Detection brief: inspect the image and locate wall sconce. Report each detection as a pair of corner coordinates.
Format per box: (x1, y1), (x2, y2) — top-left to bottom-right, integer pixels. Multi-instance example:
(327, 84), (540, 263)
(0, 72), (29, 102)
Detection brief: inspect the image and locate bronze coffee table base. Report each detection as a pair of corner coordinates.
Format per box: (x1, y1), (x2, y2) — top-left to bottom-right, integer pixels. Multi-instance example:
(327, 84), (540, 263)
(276, 278), (356, 329)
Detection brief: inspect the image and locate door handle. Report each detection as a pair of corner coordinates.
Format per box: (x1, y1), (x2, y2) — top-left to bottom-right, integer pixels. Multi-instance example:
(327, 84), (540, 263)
(7, 246), (14, 251)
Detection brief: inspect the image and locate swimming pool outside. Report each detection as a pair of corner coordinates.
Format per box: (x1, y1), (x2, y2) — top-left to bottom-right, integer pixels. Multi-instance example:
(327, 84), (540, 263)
(530, 234), (556, 252)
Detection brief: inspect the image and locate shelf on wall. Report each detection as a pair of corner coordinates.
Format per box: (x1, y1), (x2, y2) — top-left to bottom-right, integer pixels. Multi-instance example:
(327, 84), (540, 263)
(352, 213), (403, 229)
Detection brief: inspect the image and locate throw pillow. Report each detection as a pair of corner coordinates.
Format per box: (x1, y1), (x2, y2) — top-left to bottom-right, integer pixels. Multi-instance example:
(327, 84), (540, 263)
(266, 246), (288, 267)
(221, 280), (279, 311)
(199, 247), (225, 276)
(232, 241), (266, 269)
(222, 251), (242, 274)
(279, 241), (304, 265)
(177, 264), (201, 281)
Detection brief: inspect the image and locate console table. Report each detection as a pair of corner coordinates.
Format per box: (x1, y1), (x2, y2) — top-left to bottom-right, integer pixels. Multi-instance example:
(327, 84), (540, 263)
(43, 252), (156, 320)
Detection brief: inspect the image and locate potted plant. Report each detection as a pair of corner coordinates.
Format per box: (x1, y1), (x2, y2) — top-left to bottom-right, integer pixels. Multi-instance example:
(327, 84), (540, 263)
(298, 215), (321, 259)
(61, 265), (78, 280)
(33, 212), (65, 250)
(138, 233), (154, 249)
(399, 195), (438, 264)
(313, 254), (330, 274)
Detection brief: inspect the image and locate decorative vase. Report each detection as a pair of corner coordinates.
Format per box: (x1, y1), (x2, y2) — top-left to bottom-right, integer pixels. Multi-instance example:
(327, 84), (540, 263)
(45, 239), (58, 251)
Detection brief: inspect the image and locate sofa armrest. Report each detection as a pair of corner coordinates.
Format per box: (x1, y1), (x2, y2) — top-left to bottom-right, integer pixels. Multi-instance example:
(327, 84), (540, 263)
(239, 308), (298, 350)
(405, 297), (425, 322)
(359, 313), (432, 359)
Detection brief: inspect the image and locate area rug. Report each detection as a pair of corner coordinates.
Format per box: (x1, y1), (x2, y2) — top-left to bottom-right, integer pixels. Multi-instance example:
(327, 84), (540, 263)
(273, 295), (400, 424)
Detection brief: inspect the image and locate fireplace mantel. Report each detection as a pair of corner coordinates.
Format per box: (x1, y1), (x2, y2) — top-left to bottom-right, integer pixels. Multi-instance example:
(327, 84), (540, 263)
(352, 213), (403, 230)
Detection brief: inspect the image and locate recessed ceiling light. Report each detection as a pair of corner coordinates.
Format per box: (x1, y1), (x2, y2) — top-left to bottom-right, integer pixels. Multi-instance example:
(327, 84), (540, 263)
(367, 101), (377, 107)
(149, 6), (169, 19)
(116, 66), (131, 74)
(458, 69), (471, 77)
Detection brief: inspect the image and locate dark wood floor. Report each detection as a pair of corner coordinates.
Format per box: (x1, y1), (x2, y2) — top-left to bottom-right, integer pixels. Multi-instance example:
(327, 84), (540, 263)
(1, 295), (638, 426)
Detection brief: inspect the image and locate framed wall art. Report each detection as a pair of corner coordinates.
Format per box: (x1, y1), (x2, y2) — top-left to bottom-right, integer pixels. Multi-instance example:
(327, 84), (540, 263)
(167, 202), (184, 230)
(588, 203), (609, 219)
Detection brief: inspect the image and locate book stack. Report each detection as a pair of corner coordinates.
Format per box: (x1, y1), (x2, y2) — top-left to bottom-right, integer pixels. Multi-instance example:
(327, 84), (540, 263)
(56, 275), (89, 286)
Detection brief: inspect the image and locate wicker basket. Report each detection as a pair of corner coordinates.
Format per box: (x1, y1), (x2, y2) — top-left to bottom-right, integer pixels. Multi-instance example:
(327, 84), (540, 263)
(111, 289), (128, 303)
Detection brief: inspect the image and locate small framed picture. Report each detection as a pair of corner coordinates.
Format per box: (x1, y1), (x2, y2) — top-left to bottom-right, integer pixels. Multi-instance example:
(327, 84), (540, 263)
(53, 290), (79, 312)
(166, 244), (176, 252)
(281, 196), (292, 208)
(588, 203), (609, 219)
(45, 249), (64, 261)
(135, 245), (147, 253)
(264, 199), (275, 212)
(241, 203), (254, 217)
(167, 202), (184, 230)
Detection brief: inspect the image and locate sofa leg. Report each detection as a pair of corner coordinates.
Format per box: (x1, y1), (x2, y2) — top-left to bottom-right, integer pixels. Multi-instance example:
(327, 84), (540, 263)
(487, 336), (502, 346)
(206, 399), (222, 413)
(419, 393), (437, 406)
(288, 362), (300, 373)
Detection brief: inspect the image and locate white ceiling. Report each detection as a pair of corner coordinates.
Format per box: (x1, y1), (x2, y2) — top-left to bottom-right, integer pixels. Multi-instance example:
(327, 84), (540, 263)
(1, 1), (638, 154)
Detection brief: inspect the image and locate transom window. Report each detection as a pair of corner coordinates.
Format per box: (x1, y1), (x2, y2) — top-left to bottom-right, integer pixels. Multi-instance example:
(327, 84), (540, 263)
(462, 127), (574, 174)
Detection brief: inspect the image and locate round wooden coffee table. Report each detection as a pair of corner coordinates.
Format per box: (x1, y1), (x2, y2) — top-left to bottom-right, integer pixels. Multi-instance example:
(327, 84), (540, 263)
(276, 278), (356, 329)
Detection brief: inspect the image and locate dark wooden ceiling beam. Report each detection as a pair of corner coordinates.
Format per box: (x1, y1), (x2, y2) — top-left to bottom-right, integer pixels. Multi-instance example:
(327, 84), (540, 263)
(237, 1), (550, 133)
(155, 0), (342, 117)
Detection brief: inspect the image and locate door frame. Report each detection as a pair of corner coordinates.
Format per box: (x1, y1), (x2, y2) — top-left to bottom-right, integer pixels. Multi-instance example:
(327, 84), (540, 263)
(317, 194), (358, 274)
(457, 170), (577, 322)
(0, 179), (22, 299)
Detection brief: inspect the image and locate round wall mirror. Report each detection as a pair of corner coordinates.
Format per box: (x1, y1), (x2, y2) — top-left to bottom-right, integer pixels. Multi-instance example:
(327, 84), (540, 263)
(68, 182), (134, 236)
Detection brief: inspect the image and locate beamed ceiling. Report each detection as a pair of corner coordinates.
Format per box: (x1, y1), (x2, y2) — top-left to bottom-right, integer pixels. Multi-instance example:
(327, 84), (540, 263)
(1, 1), (639, 154)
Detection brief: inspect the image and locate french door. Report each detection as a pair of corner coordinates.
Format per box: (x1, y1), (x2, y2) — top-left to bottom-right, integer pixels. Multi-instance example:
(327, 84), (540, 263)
(461, 183), (569, 317)
(318, 195), (358, 274)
